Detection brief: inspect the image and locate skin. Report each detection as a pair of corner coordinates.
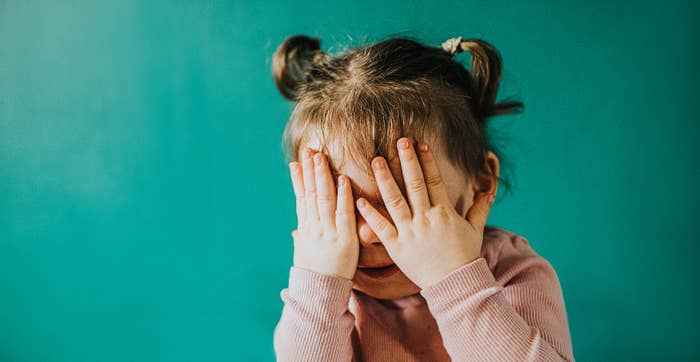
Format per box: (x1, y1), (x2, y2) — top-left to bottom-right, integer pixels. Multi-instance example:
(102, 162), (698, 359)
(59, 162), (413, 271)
(289, 135), (499, 300)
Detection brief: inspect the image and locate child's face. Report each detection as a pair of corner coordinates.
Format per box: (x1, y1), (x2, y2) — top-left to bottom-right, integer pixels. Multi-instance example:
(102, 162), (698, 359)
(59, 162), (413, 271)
(297, 135), (478, 300)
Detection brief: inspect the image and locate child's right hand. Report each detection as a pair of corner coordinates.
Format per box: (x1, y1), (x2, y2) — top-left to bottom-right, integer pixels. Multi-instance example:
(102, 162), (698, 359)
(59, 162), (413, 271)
(288, 147), (359, 281)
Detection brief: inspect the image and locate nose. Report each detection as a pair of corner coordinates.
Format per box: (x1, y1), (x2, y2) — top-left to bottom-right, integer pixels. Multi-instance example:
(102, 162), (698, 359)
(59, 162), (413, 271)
(356, 213), (382, 247)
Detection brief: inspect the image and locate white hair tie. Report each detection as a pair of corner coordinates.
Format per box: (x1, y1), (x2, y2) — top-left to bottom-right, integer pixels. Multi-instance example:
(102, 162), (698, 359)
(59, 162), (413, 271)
(441, 36), (463, 57)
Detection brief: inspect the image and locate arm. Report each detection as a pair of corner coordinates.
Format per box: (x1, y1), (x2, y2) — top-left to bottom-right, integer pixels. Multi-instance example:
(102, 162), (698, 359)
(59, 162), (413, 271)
(419, 240), (575, 362)
(273, 266), (356, 362)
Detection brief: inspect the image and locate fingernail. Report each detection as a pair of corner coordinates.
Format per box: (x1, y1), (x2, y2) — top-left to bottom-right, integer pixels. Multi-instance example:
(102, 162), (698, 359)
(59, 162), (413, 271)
(303, 148), (312, 159)
(372, 157), (386, 170)
(398, 138), (410, 150)
(357, 198), (367, 207)
(418, 143), (428, 152)
(313, 153), (322, 165)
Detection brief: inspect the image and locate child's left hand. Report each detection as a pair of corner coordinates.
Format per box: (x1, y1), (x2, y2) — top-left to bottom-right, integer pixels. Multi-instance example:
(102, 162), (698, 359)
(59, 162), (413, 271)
(355, 137), (495, 289)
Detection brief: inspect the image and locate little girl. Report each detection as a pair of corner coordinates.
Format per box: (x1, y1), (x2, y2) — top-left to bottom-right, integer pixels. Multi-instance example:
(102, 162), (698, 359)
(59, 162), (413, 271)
(270, 34), (574, 362)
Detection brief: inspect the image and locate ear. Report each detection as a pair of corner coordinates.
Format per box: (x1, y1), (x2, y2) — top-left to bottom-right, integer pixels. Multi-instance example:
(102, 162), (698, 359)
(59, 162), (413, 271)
(470, 151), (500, 198)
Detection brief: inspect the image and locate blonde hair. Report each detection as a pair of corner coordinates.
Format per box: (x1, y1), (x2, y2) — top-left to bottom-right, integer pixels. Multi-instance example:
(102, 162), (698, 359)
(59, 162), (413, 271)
(272, 34), (523, 193)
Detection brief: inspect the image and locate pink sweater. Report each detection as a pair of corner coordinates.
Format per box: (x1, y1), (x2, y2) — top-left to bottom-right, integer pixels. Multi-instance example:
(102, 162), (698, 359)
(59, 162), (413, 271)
(273, 226), (575, 361)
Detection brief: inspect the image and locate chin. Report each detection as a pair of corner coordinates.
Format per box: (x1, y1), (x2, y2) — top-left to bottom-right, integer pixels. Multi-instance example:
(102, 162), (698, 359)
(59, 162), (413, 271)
(351, 269), (422, 300)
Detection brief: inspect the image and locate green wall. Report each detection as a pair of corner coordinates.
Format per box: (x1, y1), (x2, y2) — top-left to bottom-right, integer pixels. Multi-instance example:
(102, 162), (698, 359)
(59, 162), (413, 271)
(1, 0), (698, 360)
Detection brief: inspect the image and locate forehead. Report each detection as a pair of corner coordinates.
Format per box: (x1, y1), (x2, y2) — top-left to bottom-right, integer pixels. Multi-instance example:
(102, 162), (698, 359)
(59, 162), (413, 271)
(297, 135), (467, 205)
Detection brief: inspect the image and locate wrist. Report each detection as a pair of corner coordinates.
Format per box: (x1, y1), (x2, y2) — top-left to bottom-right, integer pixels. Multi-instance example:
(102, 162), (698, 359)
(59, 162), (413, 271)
(420, 254), (481, 288)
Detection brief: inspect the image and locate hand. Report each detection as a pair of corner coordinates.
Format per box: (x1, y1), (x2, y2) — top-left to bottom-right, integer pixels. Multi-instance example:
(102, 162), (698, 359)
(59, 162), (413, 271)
(355, 138), (495, 288)
(289, 147), (359, 280)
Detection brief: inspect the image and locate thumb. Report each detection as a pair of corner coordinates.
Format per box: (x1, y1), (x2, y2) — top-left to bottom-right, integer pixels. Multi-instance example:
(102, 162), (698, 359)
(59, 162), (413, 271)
(466, 192), (495, 231)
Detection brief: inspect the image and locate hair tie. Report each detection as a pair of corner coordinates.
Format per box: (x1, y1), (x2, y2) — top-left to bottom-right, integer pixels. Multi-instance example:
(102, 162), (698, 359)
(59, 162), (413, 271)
(441, 36), (463, 57)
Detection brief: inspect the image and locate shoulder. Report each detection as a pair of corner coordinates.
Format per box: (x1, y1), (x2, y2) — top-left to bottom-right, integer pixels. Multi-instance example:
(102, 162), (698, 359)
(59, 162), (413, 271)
(480, 225), (537, 267)
(480, 225), (559, 286)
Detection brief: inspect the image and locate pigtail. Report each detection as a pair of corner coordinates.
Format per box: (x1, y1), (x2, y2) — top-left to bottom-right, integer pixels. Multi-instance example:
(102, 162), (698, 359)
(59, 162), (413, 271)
(272, 35), (329, 101)
(456, 38), (524, 123)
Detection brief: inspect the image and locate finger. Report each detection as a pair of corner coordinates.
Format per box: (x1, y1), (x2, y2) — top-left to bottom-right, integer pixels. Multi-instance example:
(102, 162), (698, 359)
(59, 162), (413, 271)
(416, 142), (452, 207)
(396, 137), (431, 213)
(314, 152), (336, 228)
(289, 162), (306, 226)
(466, 192), (495, 231)
(301, 148), (319, 222)
(371, 156), (413, 227)
(335, 175), (356, 238)
(356, 197), (398, 244)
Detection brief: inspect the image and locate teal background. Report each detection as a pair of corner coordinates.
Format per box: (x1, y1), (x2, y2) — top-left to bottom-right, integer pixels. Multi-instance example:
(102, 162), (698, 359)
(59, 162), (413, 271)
(1, 0), (698, 360)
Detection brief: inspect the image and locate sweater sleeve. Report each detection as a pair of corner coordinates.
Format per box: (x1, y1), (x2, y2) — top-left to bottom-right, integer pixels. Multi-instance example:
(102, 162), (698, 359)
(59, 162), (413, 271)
(419, 241), (575, 362)
(273, 265), (357, 362)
